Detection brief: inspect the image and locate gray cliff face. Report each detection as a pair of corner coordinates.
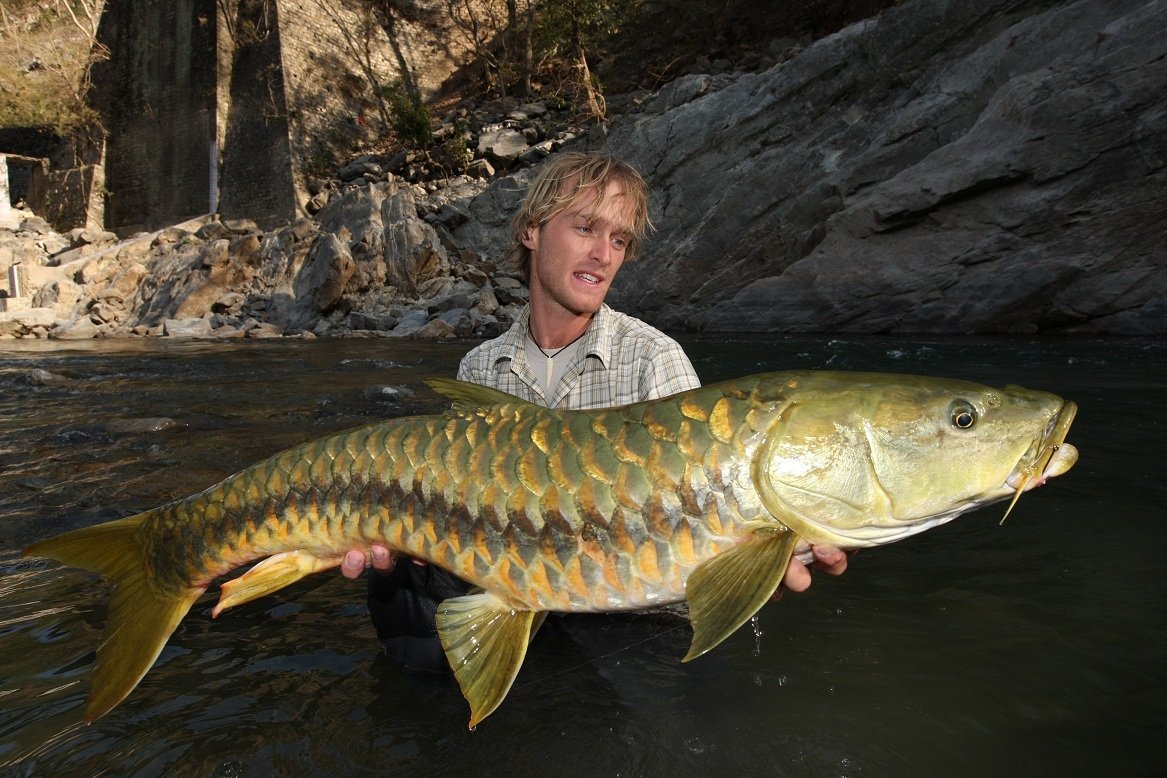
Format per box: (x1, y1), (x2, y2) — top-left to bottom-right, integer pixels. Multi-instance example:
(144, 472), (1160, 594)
(595, 0), (1166, 334)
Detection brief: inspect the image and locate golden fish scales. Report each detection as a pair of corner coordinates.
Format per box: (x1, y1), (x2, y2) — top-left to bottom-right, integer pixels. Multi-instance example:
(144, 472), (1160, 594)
(144, 381), (769, 614)
(24, 371), (1078, 727)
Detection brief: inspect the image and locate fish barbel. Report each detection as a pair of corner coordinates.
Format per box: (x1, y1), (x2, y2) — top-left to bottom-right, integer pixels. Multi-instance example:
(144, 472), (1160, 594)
(24, 371), (1078, 727)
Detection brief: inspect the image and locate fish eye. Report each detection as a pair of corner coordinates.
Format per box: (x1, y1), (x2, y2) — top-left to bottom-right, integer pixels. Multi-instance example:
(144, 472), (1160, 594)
(950, 401), (977, 429)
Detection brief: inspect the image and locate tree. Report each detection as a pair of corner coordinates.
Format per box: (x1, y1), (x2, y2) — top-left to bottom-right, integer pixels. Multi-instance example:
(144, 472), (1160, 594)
(534, 0), (637, 120)
(0, 0), (109, 134)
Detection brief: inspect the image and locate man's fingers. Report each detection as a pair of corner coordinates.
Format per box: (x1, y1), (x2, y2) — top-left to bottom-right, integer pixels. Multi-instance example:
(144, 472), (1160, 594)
(370, 545), (395, 572)
(779, 545), (852, 597)
(782, 556), (812, 593)
(811, 546), (852, 576)
(340, 549), (367, 580)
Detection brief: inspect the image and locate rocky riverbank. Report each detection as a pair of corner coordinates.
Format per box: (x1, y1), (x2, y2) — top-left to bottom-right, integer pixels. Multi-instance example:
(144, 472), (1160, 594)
(0, 95), (585, 341)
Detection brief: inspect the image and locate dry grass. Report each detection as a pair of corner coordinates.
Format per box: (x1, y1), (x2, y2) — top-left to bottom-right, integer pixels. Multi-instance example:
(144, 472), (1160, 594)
(0, 0), (95, 130)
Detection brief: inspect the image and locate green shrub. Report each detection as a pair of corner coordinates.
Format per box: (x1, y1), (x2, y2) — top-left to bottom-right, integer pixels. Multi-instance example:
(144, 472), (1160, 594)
(381, 81), (433, 149)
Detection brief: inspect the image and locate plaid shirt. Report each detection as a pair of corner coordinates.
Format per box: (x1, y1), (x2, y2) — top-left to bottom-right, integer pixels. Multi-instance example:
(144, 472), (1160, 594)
(457, 304), (701, 409)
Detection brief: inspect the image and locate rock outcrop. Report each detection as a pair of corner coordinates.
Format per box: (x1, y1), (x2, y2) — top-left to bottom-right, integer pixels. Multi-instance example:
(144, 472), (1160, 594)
(598, 0), (1166, 334)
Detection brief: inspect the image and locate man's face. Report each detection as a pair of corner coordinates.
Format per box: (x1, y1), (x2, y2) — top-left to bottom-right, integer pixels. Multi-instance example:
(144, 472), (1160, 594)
(524, 182), (634, 319)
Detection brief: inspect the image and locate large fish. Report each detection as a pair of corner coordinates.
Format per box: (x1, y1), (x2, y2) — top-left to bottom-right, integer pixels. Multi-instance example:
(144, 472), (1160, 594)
(24, 371), (1077, 727)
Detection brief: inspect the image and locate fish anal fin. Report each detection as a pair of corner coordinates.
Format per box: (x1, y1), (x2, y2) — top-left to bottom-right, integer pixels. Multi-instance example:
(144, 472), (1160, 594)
(683, 527), (798, 662)
(435, 592), (538, 729)
(214, 550), (341, 616)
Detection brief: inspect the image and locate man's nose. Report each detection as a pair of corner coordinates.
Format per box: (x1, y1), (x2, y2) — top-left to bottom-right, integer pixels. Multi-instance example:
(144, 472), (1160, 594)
(589, 233), (613, 264)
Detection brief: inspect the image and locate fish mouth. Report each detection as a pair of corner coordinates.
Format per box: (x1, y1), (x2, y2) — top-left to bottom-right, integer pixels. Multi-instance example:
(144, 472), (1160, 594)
(1001, 400), (1078, 521)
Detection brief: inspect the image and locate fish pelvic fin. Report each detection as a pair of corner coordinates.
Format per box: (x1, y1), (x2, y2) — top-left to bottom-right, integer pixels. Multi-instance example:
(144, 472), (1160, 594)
(24, 515), (207, 721)
(682, 527), (798, 662)
(435, 592), (539, 729)
(214, 550), (341, 617)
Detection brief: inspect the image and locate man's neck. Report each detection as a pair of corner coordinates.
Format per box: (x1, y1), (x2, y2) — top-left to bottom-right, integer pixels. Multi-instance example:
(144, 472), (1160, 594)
(527, 300), (598, 349)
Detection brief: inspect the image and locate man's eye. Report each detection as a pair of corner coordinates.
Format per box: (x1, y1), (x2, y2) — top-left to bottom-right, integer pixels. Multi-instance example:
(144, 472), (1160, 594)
(612, 237), (627, 250)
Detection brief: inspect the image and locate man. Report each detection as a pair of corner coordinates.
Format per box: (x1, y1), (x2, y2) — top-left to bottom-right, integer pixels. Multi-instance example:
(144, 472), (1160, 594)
(341, 152), (848, 668)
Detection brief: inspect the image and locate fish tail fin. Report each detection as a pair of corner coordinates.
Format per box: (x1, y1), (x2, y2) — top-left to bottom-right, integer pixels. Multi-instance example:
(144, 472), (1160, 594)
(24, 514), (206, 722)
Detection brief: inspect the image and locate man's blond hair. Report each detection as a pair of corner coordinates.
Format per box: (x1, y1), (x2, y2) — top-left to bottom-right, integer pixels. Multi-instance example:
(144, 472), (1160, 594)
(509, 152), (652, 283)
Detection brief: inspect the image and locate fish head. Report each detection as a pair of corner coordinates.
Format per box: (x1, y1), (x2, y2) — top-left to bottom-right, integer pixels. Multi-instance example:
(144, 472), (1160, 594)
(752, 372), (1078, 548)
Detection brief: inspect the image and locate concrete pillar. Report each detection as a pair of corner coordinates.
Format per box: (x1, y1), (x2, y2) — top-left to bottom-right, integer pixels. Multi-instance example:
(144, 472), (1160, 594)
(0, 156), (17, 230)
(8, 263), (21, 298)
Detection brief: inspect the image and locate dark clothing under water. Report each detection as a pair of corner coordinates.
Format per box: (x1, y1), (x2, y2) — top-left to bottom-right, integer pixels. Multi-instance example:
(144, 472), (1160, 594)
(366, 560), (471, 673)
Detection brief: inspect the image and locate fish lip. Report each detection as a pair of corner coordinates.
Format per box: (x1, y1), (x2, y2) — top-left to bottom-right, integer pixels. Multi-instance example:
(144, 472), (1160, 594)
(1006, 400), (1078, 492)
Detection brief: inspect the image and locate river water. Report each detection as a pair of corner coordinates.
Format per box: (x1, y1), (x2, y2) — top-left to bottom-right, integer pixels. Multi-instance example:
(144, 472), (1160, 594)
(0, 335), (1163, 777)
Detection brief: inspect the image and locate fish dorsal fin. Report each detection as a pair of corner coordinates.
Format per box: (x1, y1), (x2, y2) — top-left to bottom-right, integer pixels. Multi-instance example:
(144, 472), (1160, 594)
(436, 592), (539, 728)
(426, 378), (529, 411)
(682, 527), (797, 662)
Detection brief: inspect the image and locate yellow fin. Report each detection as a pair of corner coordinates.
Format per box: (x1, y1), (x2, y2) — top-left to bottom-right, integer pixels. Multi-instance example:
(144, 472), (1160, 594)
(435, 592), (538, 728)
(426, 377), (527, 409)
(214, 550), (341, 616)
(682, 527), (797, 662)
(25, 514), (206, 721)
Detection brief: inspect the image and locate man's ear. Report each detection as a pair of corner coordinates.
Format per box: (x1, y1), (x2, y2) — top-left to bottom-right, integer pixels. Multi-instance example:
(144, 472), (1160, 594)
(521, 222), (539, 251)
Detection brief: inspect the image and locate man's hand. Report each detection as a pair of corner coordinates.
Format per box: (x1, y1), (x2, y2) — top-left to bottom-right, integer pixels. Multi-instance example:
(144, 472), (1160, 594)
(782, 545), (850, 593)
(340, 545), (396, 579)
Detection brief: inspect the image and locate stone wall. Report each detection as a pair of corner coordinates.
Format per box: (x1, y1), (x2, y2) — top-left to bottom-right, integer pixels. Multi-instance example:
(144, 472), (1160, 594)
(84, 0), (483, 236)
(90, 0), (219, 235)
(215, 0), (297, 229)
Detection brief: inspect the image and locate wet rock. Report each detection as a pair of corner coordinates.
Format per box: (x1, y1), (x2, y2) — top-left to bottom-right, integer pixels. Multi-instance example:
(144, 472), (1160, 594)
(15, 368), (70, 385)
(362, 384), (414, 402)
(163, 318), (213, 337)
(50, 315), (100, 340)
(245, 321), (284, 338)
(102, 417), (184, 434)
(413, 316), (457, 339)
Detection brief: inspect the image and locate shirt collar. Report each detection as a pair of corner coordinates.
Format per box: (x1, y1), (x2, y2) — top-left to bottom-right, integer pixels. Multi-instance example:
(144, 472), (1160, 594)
(495, 303), (617, 368)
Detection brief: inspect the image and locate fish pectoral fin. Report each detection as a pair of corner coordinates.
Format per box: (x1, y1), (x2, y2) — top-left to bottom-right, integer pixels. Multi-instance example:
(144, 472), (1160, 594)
(682, 526), (798, 662)
(435, 592), (538, 729)
(213, 550), (340, 616)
